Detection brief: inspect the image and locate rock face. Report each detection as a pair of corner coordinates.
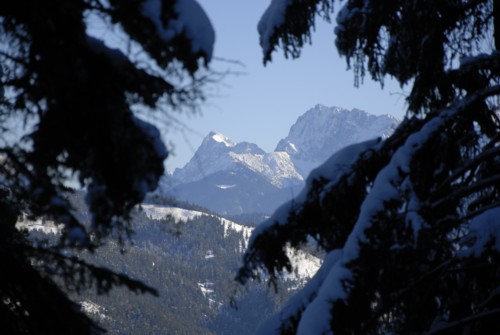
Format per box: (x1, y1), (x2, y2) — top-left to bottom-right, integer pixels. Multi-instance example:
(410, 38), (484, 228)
(160, 105), (399, 215)
(275, 105), (398, 176)
(173, 131), (303, 188)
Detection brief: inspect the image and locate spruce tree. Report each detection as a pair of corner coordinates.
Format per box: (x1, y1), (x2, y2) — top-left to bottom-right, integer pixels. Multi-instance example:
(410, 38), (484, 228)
(0, 0), (214, 332)
(239, 1), (500, 333)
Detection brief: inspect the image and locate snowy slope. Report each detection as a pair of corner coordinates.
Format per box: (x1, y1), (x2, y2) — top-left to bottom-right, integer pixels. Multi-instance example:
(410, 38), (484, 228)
(173, 131), (303, 188)
(16, 192), (320, 334)
(142, 203), (321, 282)
(166, 166), (303, 215)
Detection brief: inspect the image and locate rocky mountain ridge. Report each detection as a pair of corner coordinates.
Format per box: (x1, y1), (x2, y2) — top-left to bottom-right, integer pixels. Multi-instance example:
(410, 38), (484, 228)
(160, 104), (399, 215)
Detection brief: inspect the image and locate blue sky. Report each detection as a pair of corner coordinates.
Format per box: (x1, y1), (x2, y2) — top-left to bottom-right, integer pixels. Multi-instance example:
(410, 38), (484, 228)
(164, 0), (408, 170)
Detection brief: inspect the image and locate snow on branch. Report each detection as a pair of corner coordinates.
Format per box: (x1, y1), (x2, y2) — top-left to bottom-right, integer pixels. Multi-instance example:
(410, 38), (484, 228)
(250, 139), (380, 239)
(141, 0), (215, 61)
(258, 0), (293, 60)
(294, 114), (456, 334)
(257, 0), (332, 63)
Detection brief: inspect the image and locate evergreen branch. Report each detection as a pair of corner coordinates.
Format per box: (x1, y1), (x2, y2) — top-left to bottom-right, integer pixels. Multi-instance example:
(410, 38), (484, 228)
(436, 145), (500, 192)
(426, 308), (500, 334)
(0, 50), (29, 66)
(431, 174), (500, 210)
(464, 199), (500, 221)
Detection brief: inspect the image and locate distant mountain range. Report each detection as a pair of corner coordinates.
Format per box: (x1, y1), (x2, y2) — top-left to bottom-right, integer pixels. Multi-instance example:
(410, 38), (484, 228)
(159, 104), (399, 215)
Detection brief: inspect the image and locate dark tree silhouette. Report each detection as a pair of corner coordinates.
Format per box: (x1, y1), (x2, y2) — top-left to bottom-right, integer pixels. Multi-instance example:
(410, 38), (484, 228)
(0, 0), (214, 333)
(239, 1), (500, 334)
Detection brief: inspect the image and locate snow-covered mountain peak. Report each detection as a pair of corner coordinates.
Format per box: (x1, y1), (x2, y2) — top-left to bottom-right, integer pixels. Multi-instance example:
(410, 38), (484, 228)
(172, 131), (297, 187)
(162, 104), (399, 215)
(275, 105), (399, 176)
(172, 132), (238, 184)
(209, 131), (234, 147)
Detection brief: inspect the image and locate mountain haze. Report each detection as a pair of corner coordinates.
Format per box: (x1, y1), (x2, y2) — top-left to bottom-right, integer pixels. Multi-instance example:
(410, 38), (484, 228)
(160, 105), (399, 215)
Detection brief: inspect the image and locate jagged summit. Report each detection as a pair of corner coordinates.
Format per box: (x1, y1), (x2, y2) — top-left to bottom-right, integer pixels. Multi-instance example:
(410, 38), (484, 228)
(173, 131), (300, 188)
(163, 105), (399, 215)
(275, 104), (399, 176)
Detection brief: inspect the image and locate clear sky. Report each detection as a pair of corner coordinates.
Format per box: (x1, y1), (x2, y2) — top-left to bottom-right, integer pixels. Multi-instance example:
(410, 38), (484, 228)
(163, 0), (408, 171)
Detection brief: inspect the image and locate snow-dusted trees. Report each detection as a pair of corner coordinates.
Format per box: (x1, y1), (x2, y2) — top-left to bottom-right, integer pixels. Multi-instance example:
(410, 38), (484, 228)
(239, 0), (500, 334)
(0, 0), (213, 333)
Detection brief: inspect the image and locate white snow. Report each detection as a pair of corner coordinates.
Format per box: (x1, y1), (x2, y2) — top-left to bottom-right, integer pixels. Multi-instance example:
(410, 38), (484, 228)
(251, 139), (381, 244)
(275, 105), (398, 177)
(173, 131), (303, 188)
(171, 132), (241, 184)
(166, 105), (397, 211)
(250, 107), (456, 333)
(462, 207), (500, 257)
(86, 36), (130, 66)
(141, 204), (203, 222)
(15, 216), (63, 235)
(197, 281), (215, 296)
(255, 249), (343, 334)
(244, 140), (380, 335)
(288, 142), (298, 153)
(335, 2), (363, 34)
(211, 132), (234, 147)
(220, 217), (252, 242)
(258, 0), (292, 57)
(258, 108), (459, 334)
(141, 0), (215, 60)
(229, 151), (304, 188)
(290, 113), (454, 334)
(197, 281), (220, 308)
(204, 250), (215, 259)
(80, 300), (108, 320)
(284, 248), (323, 284)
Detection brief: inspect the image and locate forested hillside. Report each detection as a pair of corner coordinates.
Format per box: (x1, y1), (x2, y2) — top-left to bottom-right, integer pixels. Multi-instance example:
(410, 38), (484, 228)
(20, 192), (318, 334)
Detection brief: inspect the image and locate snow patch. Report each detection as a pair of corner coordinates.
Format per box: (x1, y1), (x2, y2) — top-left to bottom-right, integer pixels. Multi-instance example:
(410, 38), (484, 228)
(197, 281), (220, 308)
(198, 281), (215, 296)
(462, 207), (500, 257)
(141, 204), (203, 222)
(15, 216), (63, 235)
(141, 0), (215, 60)
(173, 131), (303, 188)
(205, 250), (215, 259)
(81, 300), (108, 320)
(211, 132), (234, 147)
